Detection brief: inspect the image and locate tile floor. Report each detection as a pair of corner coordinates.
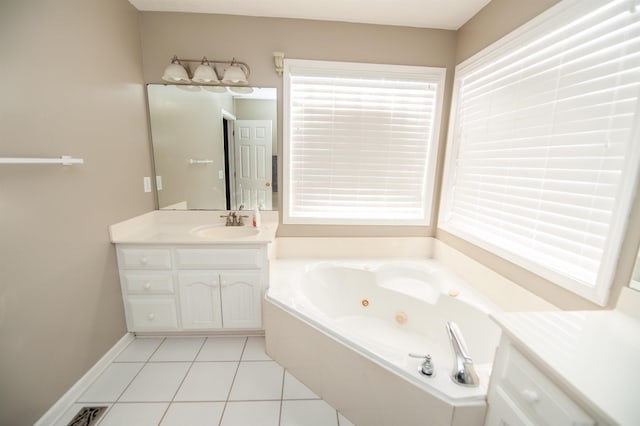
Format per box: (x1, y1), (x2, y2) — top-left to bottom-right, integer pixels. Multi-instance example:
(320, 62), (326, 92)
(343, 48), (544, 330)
(55, 336), (355, 426)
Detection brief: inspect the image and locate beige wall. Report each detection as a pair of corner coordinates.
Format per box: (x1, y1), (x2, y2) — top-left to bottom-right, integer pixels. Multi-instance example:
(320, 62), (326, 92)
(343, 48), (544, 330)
(0, 0), (153, 424)
(139, 12), (457, 237)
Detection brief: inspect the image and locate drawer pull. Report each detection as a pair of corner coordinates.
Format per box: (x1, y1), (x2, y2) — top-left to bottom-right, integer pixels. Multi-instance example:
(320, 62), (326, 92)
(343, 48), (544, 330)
(522, 389), (539, 404)
(140, 256), (149, 265)
(144, 282), (152, 290)
(147, 313), (155, 321)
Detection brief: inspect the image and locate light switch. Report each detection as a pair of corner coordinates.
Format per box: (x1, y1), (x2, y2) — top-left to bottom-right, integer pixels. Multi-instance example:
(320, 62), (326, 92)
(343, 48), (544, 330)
(219, 170), (224, 179)
(156, 175), (163, 190)
(143, 176), (152, 193)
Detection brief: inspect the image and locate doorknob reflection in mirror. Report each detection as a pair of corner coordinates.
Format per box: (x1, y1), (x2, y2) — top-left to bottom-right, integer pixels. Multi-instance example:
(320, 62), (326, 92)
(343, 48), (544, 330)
(266, 182), (271, 187)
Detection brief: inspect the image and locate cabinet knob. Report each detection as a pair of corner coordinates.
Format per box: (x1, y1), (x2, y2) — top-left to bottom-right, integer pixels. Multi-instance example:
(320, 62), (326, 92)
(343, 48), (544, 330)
(221, 280), (227, 287)
(144, 282), (151, 290)
(522, 389), (539, 404)
(147, 313), (155, 321)
(140, 256), (149, 265)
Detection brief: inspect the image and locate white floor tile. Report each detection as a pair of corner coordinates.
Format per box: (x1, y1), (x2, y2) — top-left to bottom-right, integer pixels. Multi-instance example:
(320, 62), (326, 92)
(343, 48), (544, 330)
(53, 403), (111, 426)
(174, 362), (238, 401)
(242, 336), (271, 360)
(228, 361), (283, 400)
(281, 400), (338, 426)
(149, 337), (205, 362)
(119, 362), (190, 402)
(114, 337), (163, 362)
(197, 336), (247, 361)
(160, 402), (225, 426)
(220, 401), (280, 426)
(77, 363), (143, 402)
(338, 412), (356, 426)
(98, 402), (168, 426)
(283, 371), (320, 400)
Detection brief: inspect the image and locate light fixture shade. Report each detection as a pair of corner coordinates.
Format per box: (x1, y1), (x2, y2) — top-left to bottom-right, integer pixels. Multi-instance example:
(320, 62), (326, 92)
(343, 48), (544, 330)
(162, 57), (190, 83)
(222, 63), (248, 84)
(192, 58), (219, 84)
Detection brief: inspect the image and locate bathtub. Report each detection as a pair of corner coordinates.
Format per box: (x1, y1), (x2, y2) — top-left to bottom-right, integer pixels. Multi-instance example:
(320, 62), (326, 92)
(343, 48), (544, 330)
(264, 258), (502, 426)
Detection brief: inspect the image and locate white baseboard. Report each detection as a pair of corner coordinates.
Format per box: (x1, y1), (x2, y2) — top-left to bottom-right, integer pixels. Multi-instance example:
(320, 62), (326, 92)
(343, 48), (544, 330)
(34, 332), (135, 426)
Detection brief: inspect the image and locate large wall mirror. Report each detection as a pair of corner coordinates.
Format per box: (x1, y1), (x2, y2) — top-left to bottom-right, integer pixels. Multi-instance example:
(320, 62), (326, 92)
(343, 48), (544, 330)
(147, 84), (278, 211)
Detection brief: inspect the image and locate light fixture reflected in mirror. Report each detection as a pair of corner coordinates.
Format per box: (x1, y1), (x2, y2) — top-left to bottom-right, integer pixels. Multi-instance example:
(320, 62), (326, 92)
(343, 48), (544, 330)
(162, 54), (250, 86)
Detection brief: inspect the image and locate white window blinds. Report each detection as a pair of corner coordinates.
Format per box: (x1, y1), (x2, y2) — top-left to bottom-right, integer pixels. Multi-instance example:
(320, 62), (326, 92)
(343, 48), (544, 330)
(283, 60), (446, 225)
(440, 0), (640, 305)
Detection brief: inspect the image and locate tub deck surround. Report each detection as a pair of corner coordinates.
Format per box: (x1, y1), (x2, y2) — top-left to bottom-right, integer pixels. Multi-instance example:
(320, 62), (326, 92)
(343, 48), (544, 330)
(489, 308), (640, 425)
(109, 210), (278, 244)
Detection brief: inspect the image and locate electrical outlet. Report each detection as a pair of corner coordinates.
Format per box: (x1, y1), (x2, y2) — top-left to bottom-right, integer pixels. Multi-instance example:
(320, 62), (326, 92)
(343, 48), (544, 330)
(143, 176), (152, 193)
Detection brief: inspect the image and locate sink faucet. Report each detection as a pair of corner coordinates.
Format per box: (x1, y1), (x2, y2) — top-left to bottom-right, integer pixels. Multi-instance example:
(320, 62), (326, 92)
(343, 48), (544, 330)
(220, 211), (248, 226)
(446, 321), (479, 387)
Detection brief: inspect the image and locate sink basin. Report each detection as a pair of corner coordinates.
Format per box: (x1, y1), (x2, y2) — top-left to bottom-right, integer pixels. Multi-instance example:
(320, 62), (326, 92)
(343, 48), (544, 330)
(190, 224), (260, 239)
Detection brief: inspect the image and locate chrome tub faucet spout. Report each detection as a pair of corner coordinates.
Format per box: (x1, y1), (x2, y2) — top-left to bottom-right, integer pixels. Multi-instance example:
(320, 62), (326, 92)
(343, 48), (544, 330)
(446, 321), (479, 387)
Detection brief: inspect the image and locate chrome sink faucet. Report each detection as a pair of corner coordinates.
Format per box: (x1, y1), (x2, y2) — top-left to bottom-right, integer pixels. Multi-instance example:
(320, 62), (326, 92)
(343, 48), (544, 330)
(220, 211), (249, 226)
(446, 321), (479, 387)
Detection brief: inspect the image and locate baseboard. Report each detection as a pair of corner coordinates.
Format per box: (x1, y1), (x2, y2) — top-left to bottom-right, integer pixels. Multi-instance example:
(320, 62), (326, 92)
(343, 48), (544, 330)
(34, 332), (135, 426)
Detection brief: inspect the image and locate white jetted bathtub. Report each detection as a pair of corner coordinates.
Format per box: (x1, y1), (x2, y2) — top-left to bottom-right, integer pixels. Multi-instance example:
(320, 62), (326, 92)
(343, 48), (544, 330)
(264, 259), (502, 426)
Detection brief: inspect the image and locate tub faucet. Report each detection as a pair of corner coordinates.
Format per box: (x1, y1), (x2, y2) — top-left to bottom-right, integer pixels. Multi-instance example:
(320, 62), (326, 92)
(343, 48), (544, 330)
(446, 321), (479, 387)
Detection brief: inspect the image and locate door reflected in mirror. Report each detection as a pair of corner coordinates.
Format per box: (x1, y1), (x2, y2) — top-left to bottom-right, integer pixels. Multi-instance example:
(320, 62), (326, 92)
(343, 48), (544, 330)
(147, 84), (278, 211)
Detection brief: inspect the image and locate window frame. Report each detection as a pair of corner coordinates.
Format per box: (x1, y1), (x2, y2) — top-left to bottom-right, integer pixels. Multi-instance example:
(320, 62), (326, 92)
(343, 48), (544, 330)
(439, 0), (640, 305)
(282, 59), (447, 226)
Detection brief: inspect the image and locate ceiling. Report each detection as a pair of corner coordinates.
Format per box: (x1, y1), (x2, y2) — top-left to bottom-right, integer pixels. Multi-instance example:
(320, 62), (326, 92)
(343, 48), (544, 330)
(128, 0), (492, 30)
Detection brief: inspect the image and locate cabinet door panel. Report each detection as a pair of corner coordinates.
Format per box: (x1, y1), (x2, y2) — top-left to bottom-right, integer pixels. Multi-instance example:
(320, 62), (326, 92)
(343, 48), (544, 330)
(220, 271), (262, 329)
(178, 272), (223, 329)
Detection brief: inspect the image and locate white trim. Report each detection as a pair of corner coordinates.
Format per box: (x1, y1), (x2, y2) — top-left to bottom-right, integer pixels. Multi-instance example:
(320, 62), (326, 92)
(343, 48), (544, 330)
(34, 333), (135, 426)
(221, 108), (236, 121)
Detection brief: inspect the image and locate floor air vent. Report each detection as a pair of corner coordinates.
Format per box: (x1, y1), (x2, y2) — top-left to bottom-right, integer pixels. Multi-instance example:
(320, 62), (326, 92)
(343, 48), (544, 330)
(67, 406), (108, 426)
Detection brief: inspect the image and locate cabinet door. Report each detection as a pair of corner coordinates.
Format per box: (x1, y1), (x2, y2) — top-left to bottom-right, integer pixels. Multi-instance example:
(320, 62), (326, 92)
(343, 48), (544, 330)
(178, 272), (223, 329)
(220, 271), (262, 329)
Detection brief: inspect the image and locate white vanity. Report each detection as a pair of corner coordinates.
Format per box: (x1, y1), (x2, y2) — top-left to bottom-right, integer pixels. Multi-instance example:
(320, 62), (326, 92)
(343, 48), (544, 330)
(485, 289), (640, 426)
(109, 210), (277, 333)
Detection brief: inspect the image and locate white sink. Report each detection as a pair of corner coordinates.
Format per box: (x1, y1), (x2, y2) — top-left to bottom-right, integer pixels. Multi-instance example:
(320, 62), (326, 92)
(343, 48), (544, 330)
(190, 224), (260, 239)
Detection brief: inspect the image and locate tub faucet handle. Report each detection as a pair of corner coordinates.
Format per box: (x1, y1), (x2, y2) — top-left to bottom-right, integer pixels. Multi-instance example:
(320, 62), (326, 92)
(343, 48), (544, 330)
(408, 353), (434, 377)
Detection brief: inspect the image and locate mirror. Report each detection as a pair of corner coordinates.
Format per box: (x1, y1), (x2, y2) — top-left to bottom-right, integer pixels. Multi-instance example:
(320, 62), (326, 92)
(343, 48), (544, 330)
(147, 84), (278, 210)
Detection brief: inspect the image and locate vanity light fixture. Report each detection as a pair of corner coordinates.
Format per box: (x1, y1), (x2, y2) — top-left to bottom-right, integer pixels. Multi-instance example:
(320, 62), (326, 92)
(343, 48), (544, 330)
(221, 58), (249, 84)
(161, 55), (250, 85)
(273, 51), (285, 76)
(192, 57), (219, 84)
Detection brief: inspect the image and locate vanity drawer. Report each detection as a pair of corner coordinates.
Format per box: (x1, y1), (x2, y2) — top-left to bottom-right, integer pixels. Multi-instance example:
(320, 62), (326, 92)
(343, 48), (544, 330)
(126, 297), (178, 330)
(121, 271), (174, 294)
(498, 345), (594, 426)
(118, 248), (172, 269)
(175, 248), (262, 269)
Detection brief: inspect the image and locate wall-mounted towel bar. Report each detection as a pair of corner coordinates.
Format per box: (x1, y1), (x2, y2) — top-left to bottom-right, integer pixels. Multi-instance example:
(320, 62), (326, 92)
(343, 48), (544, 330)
(189, 159), (213, 165)
(0, 156), (84, 165)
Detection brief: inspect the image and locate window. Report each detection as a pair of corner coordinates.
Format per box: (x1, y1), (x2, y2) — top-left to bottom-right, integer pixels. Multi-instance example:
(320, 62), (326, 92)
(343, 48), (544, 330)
(440, 0), (640, 305)
(283, 59), (446, 225)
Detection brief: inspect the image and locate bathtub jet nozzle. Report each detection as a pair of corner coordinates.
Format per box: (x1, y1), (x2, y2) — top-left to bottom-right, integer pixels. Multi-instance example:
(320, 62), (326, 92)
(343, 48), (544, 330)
(446, 321), (480, 387)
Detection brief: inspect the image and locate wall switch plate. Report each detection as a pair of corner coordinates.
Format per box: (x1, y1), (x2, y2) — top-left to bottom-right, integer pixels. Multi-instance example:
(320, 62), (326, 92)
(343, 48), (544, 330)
(143, 176), (152, 193)
(219, 170), (224, 179)
(156, 175), (163, 190)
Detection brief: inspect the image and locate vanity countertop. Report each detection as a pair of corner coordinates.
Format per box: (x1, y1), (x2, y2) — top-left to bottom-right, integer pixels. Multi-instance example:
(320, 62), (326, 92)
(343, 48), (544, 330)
(491, 304), (640, 425)
(109, 210), (278, 245)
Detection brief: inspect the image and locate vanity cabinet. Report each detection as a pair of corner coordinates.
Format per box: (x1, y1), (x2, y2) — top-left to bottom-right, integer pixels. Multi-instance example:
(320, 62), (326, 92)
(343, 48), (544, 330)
(485, 336), (595, 426)
(116, 244), (267, 332)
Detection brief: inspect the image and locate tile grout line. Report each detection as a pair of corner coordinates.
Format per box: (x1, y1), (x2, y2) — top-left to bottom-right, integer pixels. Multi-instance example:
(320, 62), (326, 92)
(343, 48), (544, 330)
(156, 337), (208, 425)
(218, 336), (249, 426)
(95, 336), (167, 425)
(278, 368), (286, 426)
